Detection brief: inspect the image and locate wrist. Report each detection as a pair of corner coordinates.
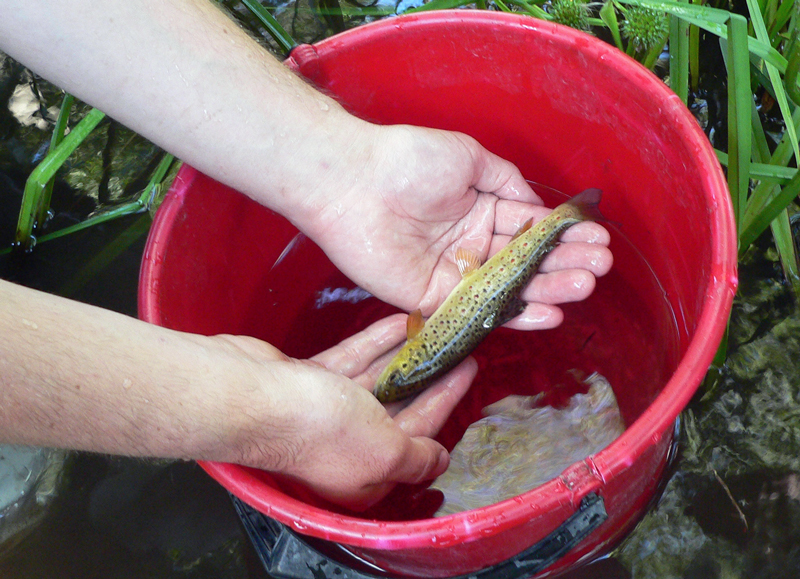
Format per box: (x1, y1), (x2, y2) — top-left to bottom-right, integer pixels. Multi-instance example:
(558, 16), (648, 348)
(253, 108), (383, 236)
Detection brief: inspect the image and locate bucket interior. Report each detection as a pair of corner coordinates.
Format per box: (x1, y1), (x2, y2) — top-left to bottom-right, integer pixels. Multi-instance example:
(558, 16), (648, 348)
(139, 10), (735, 575)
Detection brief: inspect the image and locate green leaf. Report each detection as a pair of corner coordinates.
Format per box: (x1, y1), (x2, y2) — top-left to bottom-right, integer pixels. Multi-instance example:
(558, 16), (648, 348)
(716, 150), (799, 184)
(600, 1), (625, 51)
(720, 20), (752, 231)
(769, 0), (795, 42)
(241, 0), (297, 54)
(741, 106), (800, 232)
(618, 0), (786, 70)
(14, 108), (106, 250)
(746, 0), (800, 164)
(770, 209), (800, 298)
(669, 12), (689, 104)
(739, 168), (800, 250)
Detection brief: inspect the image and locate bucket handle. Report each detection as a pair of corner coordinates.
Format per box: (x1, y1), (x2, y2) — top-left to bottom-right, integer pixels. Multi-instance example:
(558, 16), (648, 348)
(232, 493), (607, 579)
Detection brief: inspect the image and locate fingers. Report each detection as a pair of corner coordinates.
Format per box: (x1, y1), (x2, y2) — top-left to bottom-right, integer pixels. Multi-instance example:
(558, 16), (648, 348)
(310, 313), (406, 378)
(386, 436), (451, 485)
(486, 237), (612, 277)
(392, 357), (478, 434)
(503, 303), (564, 330)
(331, 435), (450, 511)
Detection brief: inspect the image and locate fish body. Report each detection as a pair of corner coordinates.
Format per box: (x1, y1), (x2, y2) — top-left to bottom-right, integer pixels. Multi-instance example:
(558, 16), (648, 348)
(373, 188), (604, 403)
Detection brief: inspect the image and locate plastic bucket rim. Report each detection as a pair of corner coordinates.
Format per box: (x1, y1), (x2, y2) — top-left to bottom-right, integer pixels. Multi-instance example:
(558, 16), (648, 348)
(138, 10), (738, 550)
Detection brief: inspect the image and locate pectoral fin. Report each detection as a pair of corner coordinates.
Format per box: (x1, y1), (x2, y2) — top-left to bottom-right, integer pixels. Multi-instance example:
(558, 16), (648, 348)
(455, 248), (482, 277)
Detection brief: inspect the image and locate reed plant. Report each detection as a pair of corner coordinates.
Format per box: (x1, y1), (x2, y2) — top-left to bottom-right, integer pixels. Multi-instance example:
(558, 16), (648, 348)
(7, 96), (177, 254)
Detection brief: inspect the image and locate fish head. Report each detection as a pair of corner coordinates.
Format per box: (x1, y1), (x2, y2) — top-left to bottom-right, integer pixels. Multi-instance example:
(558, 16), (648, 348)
(373, 356), (433, 403)
(373, 361), (410, 402)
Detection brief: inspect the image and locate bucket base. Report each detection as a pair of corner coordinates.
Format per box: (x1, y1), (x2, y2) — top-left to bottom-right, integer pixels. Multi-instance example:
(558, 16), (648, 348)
(232, 495), (608, 579)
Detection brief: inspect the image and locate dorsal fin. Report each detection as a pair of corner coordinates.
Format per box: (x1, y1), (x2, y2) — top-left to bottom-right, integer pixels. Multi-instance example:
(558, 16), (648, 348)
(511, 218), (533, 241)
(455, 247), (482, 277)
(406, 309), (425, 339)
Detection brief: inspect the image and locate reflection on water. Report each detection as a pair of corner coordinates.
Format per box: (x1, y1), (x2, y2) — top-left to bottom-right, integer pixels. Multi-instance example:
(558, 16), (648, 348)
(0, 446), (65, 555)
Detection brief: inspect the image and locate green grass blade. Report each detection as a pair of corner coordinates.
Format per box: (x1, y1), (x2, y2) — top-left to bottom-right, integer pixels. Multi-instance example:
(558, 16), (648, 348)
(787, 36), (800, 105)
(619, 0), (786, 70)
(769, 0), (795, 42)
(716, 150), (799, 184)
(600, 1), (625, 51)
(670, 12), (690, 104)
(25, 154), (175, 248)
(14, 107), (106, 250)
(770, 209), (800, 297)
(742, 105), (800, 229)
(722, 17), (753, 231)
(750, 96), (772, 164)
(739, 168), (800, 250)
(746, 0), (800, 163)
(498, 0), (551, 18)
(689, 0), (701, 91)
(241, 0), (297, 54)
(37, 93), (75, 226)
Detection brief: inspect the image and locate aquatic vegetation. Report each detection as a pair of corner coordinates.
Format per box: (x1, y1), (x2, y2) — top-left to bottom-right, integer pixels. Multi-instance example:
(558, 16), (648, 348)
(1, 82), (178, 254)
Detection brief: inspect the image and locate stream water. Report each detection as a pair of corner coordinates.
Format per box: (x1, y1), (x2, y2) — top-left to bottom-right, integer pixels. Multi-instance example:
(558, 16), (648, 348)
(3, 3), (800, 579)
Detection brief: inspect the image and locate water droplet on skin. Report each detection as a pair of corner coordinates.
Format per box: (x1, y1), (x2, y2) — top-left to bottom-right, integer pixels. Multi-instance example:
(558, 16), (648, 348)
(319, 101), (330, 111)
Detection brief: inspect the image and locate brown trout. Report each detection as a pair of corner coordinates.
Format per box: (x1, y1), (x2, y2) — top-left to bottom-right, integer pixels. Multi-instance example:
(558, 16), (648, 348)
(373, 188), (604, 403)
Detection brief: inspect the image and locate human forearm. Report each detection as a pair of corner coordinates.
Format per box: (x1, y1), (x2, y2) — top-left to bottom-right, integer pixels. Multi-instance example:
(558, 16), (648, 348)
(0, 280), (467, 506)
(0, 279), (268, 462)
(0, 0), (369, 225)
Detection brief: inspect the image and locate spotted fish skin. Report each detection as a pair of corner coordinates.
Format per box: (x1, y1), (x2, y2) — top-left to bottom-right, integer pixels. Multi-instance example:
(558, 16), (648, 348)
(373, 189), (604, 403)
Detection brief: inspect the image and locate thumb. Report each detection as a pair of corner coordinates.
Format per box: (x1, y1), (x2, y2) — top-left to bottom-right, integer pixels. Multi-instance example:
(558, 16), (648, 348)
(453, 133), (540, 204)
(322, 436), (449, 511)
(388, 436), (450, 485)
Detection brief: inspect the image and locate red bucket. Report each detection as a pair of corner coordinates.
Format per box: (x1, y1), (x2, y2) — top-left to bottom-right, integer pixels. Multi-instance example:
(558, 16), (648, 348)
(139, 10), (737, 578)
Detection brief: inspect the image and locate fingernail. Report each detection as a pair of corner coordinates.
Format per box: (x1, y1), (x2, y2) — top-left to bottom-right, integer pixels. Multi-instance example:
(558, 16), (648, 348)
(437, 449), (450, 473)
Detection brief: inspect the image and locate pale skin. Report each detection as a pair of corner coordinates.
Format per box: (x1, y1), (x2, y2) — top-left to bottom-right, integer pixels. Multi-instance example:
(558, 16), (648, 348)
(0, 0), (612, 508)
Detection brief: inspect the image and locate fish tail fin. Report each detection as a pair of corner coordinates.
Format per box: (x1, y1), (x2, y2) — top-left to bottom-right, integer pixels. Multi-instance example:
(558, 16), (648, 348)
(568, 188), (605, 222)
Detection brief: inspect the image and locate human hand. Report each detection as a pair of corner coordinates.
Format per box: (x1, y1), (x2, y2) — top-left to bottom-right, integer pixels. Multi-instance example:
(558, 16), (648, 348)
(297, 124), (613, 329)
(212, 314), (475, 510)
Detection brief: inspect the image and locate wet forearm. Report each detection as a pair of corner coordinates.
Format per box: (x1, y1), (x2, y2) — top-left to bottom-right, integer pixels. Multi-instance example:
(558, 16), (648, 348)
(0, 280), (257, 460)
(0, 0), (370, 227)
